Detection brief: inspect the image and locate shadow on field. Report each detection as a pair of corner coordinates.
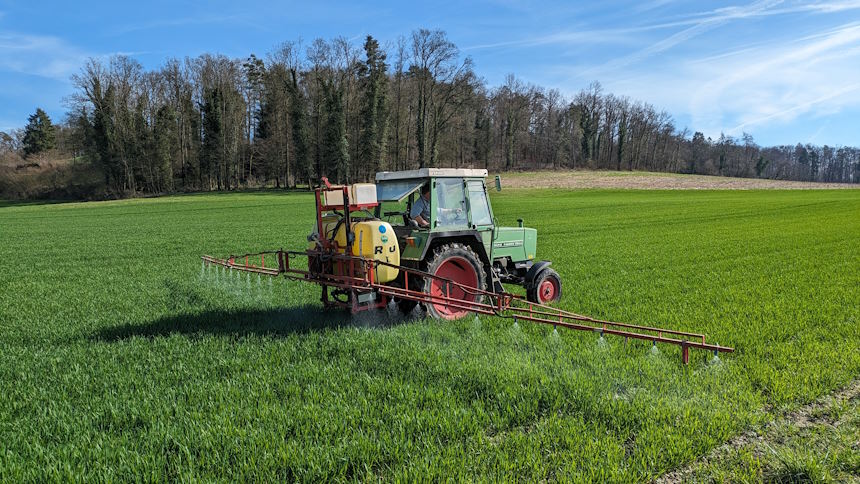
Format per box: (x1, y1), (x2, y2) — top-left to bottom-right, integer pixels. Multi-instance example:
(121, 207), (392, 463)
(0, 198), (77, 208)
(92, 305), (395, 342)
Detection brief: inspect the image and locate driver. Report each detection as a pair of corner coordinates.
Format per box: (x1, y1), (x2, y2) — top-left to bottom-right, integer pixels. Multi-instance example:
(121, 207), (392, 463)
(410, 182), (464, 228)
(410, 183), (431, 228)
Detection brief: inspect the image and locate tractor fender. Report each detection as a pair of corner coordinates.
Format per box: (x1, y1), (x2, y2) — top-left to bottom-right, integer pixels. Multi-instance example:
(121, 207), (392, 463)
(524, 261), (553, 288)
(421, 231), (489, 265)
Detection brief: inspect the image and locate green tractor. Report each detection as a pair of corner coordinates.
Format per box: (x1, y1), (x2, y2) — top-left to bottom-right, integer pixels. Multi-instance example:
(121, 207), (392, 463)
(374, 168), (562, 319)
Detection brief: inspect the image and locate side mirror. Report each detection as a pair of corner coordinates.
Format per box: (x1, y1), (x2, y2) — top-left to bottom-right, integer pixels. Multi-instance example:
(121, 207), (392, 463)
(495, 175), (502, 191)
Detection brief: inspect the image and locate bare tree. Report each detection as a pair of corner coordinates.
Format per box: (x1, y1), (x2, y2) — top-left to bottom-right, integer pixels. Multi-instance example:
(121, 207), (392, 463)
(409, 29), (475, 167)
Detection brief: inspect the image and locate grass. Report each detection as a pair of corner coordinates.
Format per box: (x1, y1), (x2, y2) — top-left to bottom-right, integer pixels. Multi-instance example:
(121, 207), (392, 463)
(682, 389), (859, 483)
(0, 188), (858, 481)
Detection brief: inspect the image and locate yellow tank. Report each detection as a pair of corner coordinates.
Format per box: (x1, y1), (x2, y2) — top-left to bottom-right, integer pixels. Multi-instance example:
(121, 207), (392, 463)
(311, 216), (400, 283)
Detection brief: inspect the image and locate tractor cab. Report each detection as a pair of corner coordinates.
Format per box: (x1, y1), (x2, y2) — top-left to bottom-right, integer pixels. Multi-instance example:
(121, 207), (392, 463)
(375, 169), (494, 256)
(375, 168), (487, 220)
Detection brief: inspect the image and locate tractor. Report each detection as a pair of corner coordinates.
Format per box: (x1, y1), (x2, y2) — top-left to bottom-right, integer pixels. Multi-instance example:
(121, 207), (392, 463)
(374, 168), (561, 319)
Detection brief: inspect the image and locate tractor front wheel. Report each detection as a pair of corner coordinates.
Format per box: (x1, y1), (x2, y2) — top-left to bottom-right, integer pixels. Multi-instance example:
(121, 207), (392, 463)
(422, 243), (487, 320)
(527, 268), (562, 304)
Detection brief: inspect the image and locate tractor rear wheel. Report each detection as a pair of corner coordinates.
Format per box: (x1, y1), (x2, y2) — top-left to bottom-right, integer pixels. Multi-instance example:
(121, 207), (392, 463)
(527, 268), (562, 304)
(422, 243), (487, 320)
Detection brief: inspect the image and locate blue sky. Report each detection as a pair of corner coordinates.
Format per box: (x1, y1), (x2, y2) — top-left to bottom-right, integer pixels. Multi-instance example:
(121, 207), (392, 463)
(1, 0), (859, 146)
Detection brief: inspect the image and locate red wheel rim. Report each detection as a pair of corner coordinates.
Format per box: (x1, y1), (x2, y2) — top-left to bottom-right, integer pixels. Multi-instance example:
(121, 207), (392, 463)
(430, 257), (479, 319)
(538, 278), (558, 303)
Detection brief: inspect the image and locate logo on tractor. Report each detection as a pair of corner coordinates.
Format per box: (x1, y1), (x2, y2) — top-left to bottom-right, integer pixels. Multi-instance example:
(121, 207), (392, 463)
(494, 241), (524, 248)
(375, 245), (397, 254)
(378, 225), (386, 233)
(381, 235), (389, 244)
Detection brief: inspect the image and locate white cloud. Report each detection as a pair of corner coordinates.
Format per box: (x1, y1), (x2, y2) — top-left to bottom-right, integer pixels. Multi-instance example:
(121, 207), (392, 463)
(652, 1), (860, 28)
(465, 1), (860, 58)
(790, 0), (860, 13)
(110, 14), (253, 36)
(0, 33), (89, 80)
(806, 121), (831, 143)
(728, 83), (860, 132)
(634, 0), (679, 13)
(542, 17), (860, 143)
(463, 29), (636, 51)
(688, 22), (860, 136)
(581, 0), (785, 78)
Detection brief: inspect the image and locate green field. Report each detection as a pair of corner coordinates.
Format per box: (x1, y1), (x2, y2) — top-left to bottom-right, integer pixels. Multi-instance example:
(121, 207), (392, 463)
(1, 188), (858, 481)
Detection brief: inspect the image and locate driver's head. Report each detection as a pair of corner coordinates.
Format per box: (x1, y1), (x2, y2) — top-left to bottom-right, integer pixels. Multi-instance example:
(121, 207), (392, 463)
(421, 183), (430, 200)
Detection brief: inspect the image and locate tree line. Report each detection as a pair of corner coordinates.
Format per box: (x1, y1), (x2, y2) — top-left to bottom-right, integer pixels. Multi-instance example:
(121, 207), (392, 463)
(2, 28), (858, 197)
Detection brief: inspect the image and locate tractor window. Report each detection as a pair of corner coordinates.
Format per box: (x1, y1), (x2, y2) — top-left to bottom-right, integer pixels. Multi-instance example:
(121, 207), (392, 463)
(435, 178), (467, 228)
(376, 180), (424, 202)
(467, 181), (492, 226)
(377, 199), (409, 226)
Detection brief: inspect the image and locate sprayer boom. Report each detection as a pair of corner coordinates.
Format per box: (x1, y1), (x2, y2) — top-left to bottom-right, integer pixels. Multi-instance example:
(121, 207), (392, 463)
(201, 249), (733, 364)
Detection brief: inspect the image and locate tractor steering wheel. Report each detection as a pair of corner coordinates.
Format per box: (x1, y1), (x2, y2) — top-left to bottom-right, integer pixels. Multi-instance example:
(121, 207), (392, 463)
(383, 210), (409, 226)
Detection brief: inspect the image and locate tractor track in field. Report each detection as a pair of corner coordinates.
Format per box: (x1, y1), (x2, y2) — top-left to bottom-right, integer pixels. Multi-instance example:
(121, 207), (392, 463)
(654, 378), (860, 483)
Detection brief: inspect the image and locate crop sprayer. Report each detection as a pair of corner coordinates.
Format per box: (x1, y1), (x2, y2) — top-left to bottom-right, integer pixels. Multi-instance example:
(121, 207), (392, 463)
(202, 168), (733, 364)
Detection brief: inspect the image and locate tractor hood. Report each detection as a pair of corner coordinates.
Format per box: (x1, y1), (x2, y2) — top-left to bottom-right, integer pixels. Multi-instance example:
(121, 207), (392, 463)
(493, 226), (537, 262)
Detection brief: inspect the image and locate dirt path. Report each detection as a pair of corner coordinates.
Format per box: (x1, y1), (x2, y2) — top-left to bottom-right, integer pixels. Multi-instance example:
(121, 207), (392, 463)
(498, 171), (859, 190)
(655, 379), (860, 483)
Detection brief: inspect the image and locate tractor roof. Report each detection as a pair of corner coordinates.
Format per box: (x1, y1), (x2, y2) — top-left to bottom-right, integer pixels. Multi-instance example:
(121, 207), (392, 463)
(375, 168), (488, 182)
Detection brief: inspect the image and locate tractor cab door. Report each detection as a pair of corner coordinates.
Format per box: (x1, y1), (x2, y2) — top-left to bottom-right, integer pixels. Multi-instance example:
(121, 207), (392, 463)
(465, 179), (495, 259)
(433, 178), (469, 230)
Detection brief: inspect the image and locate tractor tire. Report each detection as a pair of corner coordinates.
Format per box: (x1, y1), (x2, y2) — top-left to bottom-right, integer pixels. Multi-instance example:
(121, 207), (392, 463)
(422, 243), (487, 320)
(527, 268), (562, 304)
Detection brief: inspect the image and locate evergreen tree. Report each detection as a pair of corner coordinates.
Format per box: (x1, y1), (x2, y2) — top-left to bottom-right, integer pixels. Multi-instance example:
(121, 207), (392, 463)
(22, 108), (57, 157)
(255, 82), (280, 185)
(202, 87), (224, 189)
(690, 131), (706, 174)
(286, 69), (311, 186)
(579, 108), (593, 161)
(505, 108), (516, 170)
(473, 108), (491, 169)
(321, 80), (349, 183)
(179, 91), (201, 188)
(357, 35), (389, 179)
(92, 84), (120, 189)
(153, 105), (176, 191)
(243, 54), (266, 181)
(807, 143), (820, 180)
(132, 98), (150, 192)
(616, 116), (627, 170)
(755, 155), (770, 178)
